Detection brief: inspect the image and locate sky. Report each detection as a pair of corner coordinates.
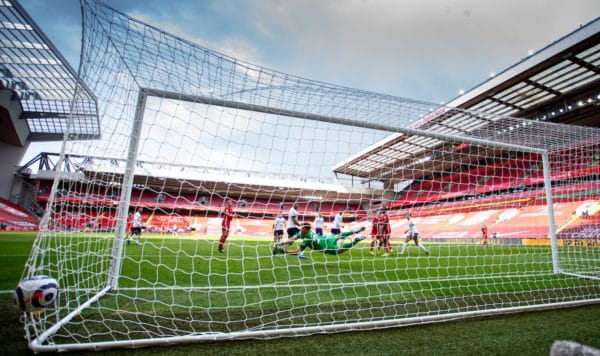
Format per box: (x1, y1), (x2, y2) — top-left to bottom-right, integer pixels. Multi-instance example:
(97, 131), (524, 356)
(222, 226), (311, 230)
(17, 0), (600, 166)
(19, 0), (600, 102)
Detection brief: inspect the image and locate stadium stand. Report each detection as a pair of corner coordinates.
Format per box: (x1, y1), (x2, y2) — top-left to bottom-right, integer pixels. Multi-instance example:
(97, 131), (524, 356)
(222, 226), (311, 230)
(390, 146), (600, 208)
(123, 190), (358, 217)
(0, 197), (39, 230)
(24, 146), (598, 240)
(34, 180), (363, 235)
(3, 1), (598, 245)
(385, 180), (600, 242)
(20, 143), (598, 242)
(387, 199), (596, 242)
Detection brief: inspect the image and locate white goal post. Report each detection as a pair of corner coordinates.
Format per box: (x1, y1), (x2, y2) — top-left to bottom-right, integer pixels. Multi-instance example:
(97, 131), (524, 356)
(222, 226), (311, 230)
(18, 0), (600, 352)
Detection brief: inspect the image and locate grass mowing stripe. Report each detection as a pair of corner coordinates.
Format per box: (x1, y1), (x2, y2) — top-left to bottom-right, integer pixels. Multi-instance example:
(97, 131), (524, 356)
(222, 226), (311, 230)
(3, 230), (600, 349)
(2, 232), (600, 354)
(53, 270), (558, 292)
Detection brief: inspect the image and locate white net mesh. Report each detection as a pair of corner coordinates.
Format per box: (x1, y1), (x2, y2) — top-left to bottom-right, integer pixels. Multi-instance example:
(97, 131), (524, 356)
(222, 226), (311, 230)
(19, 0), (600, 352)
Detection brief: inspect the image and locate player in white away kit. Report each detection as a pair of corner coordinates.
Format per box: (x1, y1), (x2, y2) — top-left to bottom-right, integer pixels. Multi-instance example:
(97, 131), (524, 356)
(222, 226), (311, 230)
(331, 210), (343, 235)
(313, 213), (324, 236)
(287, 203), (300, 239)
(331, 210), (345, 247)
(127, 207), (143, 246)
(273, 204), (301, 255)
(399, 213), (430, 256)
(273, 214), (286, 243)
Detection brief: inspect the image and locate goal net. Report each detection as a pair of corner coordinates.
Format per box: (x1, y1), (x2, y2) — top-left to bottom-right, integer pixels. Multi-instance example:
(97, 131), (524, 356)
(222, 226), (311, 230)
(19, 0), (600, 352)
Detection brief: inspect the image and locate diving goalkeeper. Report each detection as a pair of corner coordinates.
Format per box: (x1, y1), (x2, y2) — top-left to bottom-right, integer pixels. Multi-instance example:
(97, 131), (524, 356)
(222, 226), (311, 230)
(273, 223), (366, 259)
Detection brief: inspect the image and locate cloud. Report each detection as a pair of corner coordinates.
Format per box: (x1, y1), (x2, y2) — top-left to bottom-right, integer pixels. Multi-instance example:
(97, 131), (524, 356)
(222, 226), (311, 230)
(134, 97), (389, 177)
(21, 0), (600, 103)
(213, 0), (600, 101)
(124, 1), (263, 63)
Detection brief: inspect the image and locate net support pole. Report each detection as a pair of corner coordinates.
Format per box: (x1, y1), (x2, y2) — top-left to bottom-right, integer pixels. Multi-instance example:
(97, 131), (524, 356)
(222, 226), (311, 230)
(107, 90), (148, 289)
(542, 152), (561, 274)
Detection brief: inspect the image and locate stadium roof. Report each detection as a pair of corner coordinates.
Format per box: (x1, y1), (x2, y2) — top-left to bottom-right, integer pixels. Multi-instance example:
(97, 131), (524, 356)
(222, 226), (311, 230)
(0, 0), (99, 141)
(18, 152), (373, 203)
(333, 16), (600, 183)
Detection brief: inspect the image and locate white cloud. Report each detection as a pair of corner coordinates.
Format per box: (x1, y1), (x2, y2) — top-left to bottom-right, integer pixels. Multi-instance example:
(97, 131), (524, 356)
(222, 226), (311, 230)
(222, 0), (600, 100)
(128, 8), (263, 65)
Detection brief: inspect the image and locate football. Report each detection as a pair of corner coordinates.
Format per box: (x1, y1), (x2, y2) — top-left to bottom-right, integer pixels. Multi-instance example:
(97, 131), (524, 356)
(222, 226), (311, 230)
(13, 275), (59, 312)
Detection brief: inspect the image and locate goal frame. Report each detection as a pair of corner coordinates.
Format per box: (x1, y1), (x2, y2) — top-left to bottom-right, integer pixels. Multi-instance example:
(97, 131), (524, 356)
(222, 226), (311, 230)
(28, 89), (586, 353)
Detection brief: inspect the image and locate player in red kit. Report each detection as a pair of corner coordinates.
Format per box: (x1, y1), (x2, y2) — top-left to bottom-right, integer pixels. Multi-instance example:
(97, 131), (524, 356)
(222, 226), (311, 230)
(218, 199), (234, 253)
(369, 211), (382, 255)
(481, 224), (489, 248)
(379, 210), (392, 256)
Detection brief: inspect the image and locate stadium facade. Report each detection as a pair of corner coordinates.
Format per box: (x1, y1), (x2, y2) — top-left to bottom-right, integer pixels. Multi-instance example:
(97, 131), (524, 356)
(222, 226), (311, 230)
(1, 3), (598, 233)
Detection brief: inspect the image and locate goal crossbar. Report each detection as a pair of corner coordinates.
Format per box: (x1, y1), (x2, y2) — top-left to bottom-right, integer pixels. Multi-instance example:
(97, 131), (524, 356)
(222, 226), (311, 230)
(144, 88), (549, 156)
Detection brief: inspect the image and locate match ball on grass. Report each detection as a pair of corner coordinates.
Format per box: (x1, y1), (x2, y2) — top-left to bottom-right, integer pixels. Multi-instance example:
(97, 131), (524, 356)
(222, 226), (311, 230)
(13, 275), (59, 313)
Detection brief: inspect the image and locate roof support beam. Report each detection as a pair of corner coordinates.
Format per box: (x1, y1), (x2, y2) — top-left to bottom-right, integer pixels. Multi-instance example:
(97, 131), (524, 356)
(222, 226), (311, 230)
(567, 56), (600, 75)
(523, 79), (562, 97)
(486, 96), (525, 112)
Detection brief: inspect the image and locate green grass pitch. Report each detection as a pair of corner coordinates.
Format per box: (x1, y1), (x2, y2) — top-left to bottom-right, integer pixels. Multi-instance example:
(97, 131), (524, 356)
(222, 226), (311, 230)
(1, 231), (599, 355)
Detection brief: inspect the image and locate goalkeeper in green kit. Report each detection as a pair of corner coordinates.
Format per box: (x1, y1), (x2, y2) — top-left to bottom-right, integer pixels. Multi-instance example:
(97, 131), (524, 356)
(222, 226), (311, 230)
(273, 223), (366, 259)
